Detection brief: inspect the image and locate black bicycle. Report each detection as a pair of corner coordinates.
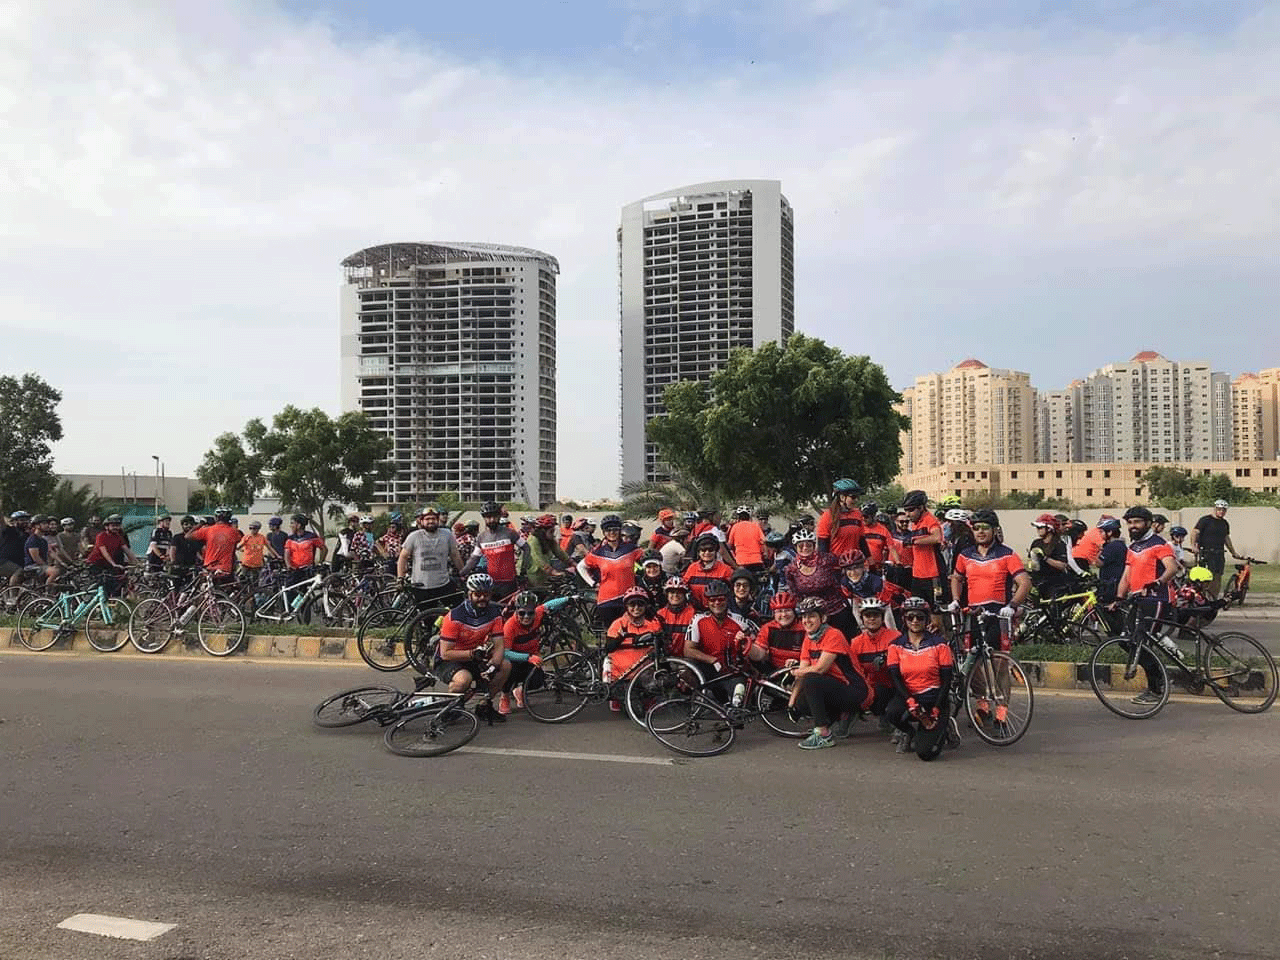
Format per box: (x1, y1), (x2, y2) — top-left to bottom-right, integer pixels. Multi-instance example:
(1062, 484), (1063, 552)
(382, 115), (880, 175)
(312, 673), (484, 757)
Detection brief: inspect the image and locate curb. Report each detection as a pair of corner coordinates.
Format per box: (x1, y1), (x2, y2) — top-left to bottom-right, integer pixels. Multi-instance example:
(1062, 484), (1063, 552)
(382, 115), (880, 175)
(0, 626), (366, 663)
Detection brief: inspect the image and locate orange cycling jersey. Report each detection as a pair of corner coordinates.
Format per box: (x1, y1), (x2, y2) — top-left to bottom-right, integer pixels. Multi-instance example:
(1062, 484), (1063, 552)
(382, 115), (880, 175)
(239, 533), (268, 568)
(284, 533), (323, 569)
(440, 601), (503, 652)
(727, 520), (765, 566)
(1126, 535), (1175, 598)
(682, 559), (735, 609)
(656, 604), (694, 657)
(583, 543), (642, 603)
(849, 625), (901, 690)
(1073, 526), (1105, 566)
(688, 611), (749, 663)
(503, 606), (546, 655)
(908, 512), (943, 579)
(606, 614), (662, 648)
(953, 543), (1025, 606)
(860, 521), (893, 568)
(189, 522), (243, 574)
(800, 626), (870, 710)
(888, 634), (954, 695)
(817, 509), (865, 557)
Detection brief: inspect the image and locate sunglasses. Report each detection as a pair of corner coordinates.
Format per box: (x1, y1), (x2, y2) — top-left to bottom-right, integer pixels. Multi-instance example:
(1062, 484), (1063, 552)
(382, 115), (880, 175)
(972, 523), (993, 531)
(903, 612), (927, 621)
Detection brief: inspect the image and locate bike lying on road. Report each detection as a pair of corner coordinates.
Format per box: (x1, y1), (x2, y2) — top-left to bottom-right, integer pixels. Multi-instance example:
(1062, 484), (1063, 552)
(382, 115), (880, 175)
(313, 672), (488, 757)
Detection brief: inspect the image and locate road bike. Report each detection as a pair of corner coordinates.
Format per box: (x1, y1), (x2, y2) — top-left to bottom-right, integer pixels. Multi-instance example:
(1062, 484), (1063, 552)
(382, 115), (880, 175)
(1088, 595), (1277, 719)
(313, 673), (485, 757)
(1015, 581), (1107, 645)
(15, 577), (131, 652)
(353, 582), (462, 672)
(944, 609), (1035, 748)
(245, 565), (340, 626)
(127, 570), (247, 655)
(1224, 557), (1266, 607)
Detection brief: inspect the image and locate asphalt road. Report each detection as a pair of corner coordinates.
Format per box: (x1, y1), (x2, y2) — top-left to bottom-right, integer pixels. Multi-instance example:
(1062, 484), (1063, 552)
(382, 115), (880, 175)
(1, 653), (1278, 960)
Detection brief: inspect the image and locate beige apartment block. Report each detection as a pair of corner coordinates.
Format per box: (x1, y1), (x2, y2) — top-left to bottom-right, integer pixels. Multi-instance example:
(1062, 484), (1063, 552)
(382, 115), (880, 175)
(1234, 370), (1280, 461)
(1034, 386), (1077, 463)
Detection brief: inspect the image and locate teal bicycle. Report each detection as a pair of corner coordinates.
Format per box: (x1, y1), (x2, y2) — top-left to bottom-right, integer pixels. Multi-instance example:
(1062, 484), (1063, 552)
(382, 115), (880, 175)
(15, 577), (132, 652)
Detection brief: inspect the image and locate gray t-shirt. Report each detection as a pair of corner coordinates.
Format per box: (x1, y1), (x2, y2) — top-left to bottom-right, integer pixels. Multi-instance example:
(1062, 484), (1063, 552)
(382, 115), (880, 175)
(402, 528), (458, 589)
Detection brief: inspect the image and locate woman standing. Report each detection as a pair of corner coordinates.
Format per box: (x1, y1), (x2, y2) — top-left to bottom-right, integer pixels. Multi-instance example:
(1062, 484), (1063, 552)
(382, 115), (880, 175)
(784, 530), (857, 638)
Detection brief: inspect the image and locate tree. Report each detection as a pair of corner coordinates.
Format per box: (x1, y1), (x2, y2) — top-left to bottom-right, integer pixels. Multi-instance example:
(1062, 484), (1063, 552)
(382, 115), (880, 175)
(646, 334), (907, 506)
(619, 476), (721, 518)
(197, 406), (393, 534)
(1144, 466), (1195, 505)
(0, 374), (63, 514)
(41, 480), (104, 525)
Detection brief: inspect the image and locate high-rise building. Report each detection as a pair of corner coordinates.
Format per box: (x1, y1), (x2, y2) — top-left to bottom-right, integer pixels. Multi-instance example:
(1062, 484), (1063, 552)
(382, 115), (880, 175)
(1072, 351), (1232, 463)
(618, 180), (795, 486)
(1233, 370), (1280, 461)
(340, 242), (558, 507)
(1034, 387), (1076, 462)
(903, 360), (1035, 470)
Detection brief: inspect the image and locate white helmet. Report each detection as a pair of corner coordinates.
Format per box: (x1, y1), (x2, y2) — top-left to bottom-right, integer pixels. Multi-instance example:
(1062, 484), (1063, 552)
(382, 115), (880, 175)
(858, 596), (886, 613)
(793, 529), (818, 545)
(944, 508), (972, 523)
(1213, 499), (1229, 509)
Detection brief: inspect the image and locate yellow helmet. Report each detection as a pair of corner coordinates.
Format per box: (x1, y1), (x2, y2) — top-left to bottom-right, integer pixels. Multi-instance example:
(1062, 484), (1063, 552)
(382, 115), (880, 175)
(1188, 566), (1212, 583)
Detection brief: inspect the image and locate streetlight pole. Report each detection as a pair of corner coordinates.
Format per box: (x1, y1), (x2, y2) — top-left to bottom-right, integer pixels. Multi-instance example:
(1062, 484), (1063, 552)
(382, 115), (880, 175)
(151, 455), (160, 524)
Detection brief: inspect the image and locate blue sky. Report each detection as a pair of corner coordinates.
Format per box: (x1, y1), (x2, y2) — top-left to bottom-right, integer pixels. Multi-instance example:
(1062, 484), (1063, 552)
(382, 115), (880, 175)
(3, 0), (1278, 499)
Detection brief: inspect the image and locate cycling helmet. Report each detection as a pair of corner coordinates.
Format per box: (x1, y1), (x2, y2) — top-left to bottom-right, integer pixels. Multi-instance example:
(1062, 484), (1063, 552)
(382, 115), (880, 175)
(105, 514), (124, 524)
(29, 514), (45, 525)
(770, 591), (796, 610)
(657, 507), (675, 522)
(832, 478), (861, 494)
(561, 513), (573, 523)
(248, 520), (261, 529)
(480, 501), (501, 517)
(861, 501), (879, 519)
(641, 549), (663, 566)
(836, 549), (866, 569)
(534, 513), (557, 529)
(291, 514), (309, 526)
(60, 517), (75, 526)
(858, 596), (886, 613)
(622, 586), (650, 605)
(214, 506), (233, 522)
(703, 579), (731, 599)
(1032, 512), (1057, 529)
(764, 531), (787, 548)
(181, 515), (197, 525)
(971, 509), (999, 528)
(734, 504), (751, 518)
(1068, 519), (1088, 540)
(1097, 517), (1122, 534)
(796, 596), (825, 615)
(939, 494), (962, 508)
(269, 517), (282, 527)
(694, 533), (720, 551)
(682, 511), (699, 525)
(698, 505), (719, 517)
(900, 596), (932, 614)
(519, 516), (535, 528)
(464, 520), (480, 533)
(944, 508), (971, 523)
(571, 518), (589, 531)
(8, 510), (30, 520)
(901, 490), (928, 509)
(621, 521), (642, 538)
(730, 567), (755, 584)
(663, 577), (688, 592)
(1123, 506), (1153, 522)
(513, 590), (539, 612)
(389, 511), (403, 523)
(792, 529), (818, 546)
(1213, 499), (1229, 509)
(1170, 525), (1187, 537)
(360, 516), (374, 525)
(1188, 566), (1213, 583)
(600, 514), (622, 531)
(1151, 514), (1169, 526)
(465, 572), (494, 593)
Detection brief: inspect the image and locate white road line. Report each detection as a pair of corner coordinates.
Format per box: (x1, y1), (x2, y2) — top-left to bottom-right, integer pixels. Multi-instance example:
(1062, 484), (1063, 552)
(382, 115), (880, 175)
(57, 913), (176, 941)
(457, 745), (675, 765)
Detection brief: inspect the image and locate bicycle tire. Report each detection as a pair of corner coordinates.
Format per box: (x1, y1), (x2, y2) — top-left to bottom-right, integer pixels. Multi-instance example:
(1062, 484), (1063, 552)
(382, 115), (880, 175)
(1201, 632), (1277, 714)
(85, 598), (131, 652)
(754, 670), (809, 738)
(521, 650), (594, 723)
(1088, 636), (1169, 719)
(15, 597), (61, 651)
(321, 594), (358, 629)
(356, 606), (413, 671)
(197, 598), (246, 656)
(128, 597), (176, 653)
(646, 694), (735, 757)
(1060, 621), (1107, 648)
(383, 703), (479, 757)
(964, 651), (1034, 746)
(313, 685), (403, 727)
(1225, 574), (1240, 604)
(405, 608), (447, 674)
(624, 656), (702, 729)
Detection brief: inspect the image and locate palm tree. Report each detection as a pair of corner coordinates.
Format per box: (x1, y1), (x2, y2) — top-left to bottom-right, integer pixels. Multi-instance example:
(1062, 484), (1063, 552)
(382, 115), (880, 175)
(618, 476), (722, 518)
(41, 480), (104, 525)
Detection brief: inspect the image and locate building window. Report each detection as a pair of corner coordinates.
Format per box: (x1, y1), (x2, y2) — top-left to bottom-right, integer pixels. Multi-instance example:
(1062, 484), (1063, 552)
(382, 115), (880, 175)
(1011, 471), (1019, 479)
(1055, 470), (1063, 478)
(1056, 489), (1063, 497)
(1104, 470), (1111, 478)
(1135, 487), (1142, 496)
(1038, 470), (1045, 479)
(1103, 488), (1111, 497)
(1086, 470), (1093, 478)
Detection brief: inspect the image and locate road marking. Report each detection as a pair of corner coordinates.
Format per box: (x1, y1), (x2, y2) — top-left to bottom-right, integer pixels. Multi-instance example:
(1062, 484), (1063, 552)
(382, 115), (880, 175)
(457, 745), (675, 765)
(57, 913), (176, 941)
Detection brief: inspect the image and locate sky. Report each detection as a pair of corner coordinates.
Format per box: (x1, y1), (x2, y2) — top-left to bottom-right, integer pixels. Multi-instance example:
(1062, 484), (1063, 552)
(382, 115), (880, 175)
(3, 0), (1278, 500)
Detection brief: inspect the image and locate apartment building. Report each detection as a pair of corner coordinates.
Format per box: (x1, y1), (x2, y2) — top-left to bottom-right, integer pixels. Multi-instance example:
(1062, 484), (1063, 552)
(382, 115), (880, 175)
(339, 242), (558, 507)
(900, 360), (1035, 471)
(1033, 387), (1076, 463)
(1233, 370), (1280, 461)
(618, 180), (795, 486)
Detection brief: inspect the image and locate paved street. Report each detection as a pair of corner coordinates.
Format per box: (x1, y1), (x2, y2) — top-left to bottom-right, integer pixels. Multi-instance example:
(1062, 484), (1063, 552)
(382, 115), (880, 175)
(1, 653), (1278, 960)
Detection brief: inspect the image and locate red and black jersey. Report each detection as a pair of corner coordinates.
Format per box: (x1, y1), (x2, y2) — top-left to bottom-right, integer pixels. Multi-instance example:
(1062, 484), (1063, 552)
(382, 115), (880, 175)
(888, 633), (954, 695)
(656, 603), (695, 657)
(688, 611), (750, 663)
(682, 559), (734, 610)
(440, 601), (504, 652)
(584, 543), (642, 603)
(503, 606), (546, 655)
(850, 625), (900, 690)
(799, 625), (858, 687)
(817, 509), (865, 557)
(606, 614), (662, 649)
(860, 521), (893, 569)
(756, 619), (806, 670)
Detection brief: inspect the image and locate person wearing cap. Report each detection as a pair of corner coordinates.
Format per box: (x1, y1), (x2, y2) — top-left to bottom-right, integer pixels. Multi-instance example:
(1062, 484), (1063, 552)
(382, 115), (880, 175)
(1190, 500), (1240, 598)
(145, 515), (174, 573)
(681, 532), (736, 611)
(1026, 512), (1073, 600)
(1167, 524), (1194, 575)
(755, 508), (773, 536)
(648, 508), (678, 550)
(237, 520), (277, 583)
(398, 506), (464, 607)
(691, 506), (734, 565)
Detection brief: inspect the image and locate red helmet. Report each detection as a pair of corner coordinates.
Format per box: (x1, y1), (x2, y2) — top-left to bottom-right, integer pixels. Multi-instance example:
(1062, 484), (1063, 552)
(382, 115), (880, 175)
(769, 591), (796, 610)
(534, 513), (556, 529)
(1032, 513), (1058, 529)
(622, 586), (650, 605)
(836, 549), (866, 569)
(663, 577), (688, 592)
(658, 508), (675, 521)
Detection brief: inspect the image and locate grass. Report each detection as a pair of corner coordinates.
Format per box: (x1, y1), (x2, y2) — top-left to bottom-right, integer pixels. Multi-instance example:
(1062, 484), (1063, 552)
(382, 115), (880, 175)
(1016, 643), (1126, 664)
(1239, 561), (1280, 595)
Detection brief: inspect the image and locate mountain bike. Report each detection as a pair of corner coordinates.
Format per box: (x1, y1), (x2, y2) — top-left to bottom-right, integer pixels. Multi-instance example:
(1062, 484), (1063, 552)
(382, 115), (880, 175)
(15, 576), (131, 652)
(127, 570), (246, 655)
(1225, 557), (1266, 607)
(1088, 595), (1277, 719)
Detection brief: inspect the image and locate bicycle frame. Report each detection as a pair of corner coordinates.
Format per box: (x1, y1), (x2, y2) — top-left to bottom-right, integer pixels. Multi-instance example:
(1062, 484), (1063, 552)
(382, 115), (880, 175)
(253, 571), (324, 623)
(38, 583), (111, 628)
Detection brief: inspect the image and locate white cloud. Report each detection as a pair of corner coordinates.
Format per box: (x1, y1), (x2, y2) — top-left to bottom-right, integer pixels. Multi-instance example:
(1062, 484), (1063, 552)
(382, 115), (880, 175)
(2, 1), (1277, 499)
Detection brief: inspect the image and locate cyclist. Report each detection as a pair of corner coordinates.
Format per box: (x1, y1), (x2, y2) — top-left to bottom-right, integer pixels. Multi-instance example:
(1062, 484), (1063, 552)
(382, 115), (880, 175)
(727, 567), (765, 624)
(858, 501), (893, 572)
(727, 505), (767, 573)
(684, 579), (751, 689)
(756, 508), (773, 536)
(376, 512), (406, 575)
(145, 515), (174, 572)
(900, 490), (944, 607)
(497, 589), (572, 714)
(237, 520), (276, 584)
(563, 517), (594, 560)
(682, 532), (735, 610)
(525, 513), (573, 591)
(436, 572), (510, 722)
(1115, 506), (1179, 706)
(1151, 513), (1169, 538)
(1027, 513), (1072, 600)
(621, 520), (643, 548)
(86, 514), (137, 596)
(948, 508), (1028, 644)
(169, 515), (203, 583)
(1168, 525), (1194, 576)
(54, 518), (80, 568)
(691, 506), (733, 565)
(460, 501), (527, 601)
(265, 517), (288, 561)
(886, 508), (913, 589)
(577, 514), (643, 628)
(283, 514), (326, 594)
(784, 529), (854, 637)
(1190, 499), (1240, 598)
(848, 596), (900, 730)
(187, 506), (243, 584)
(1, 510), (32, 587)
(397, 506), (464, 607)
(943, 509), (974, 577)
(817, 478), (865, 558)
(648, 508), (678, 550)
(349, 516), (376, 571)
(24, 515), (61, 586)
(333, 513), (360, 573)
(839, 550), (886, 630)
(637, 550), (667, 606)
(886, 596), (954, 753)
(656, 577), (695, 656)
(602, 585), (664, 712)
(1073, 515), (1109, 570)
(80, 515), (104, 556)
(748, 591), (805, 671)
(789, 596), (870, 749)
(659, 526), (689, 575)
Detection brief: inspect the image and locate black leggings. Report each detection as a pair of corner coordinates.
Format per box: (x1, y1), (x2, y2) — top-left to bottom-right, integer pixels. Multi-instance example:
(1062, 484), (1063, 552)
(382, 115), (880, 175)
(885, 689), (944, 734)
(505, 658), (535, 693)
(828, 607), (859, 639)
(801, 672), (868, 728)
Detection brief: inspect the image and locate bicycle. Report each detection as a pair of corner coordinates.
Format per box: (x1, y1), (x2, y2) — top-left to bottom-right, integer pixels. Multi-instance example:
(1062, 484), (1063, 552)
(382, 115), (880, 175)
(313, 672), (487, 757)
(1088, 595), (1277, 719)
(943, 608), (1035, 748)
(1225, 557), (1266, 607)
(354, 582), (461, 672)
(15, 575), (131, 652)
(1015, 581), (1107, 646)
(127, 570), (247, 656)
(246, 564), (334, 626)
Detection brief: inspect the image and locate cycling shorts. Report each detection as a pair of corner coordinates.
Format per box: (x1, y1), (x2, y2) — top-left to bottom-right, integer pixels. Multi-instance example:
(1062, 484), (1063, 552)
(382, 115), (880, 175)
(435, 658), (490, 685)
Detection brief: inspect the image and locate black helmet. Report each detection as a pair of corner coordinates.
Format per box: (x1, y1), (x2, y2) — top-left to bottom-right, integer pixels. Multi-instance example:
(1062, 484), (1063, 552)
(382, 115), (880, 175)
(1151, 513), (1169, 525)
(861, 501), (878, 518)
(971, 509), (999, 528)
(698, 505), (719, 517)
(561, 513), (573, 523)
(1123, 506), (1153, 522)
(480, 501), (502, 517)
(765, 531), (786, 547)
(621, 521), (642, 538)
(1068, 519), (1088, 539)
(600, 514), (622, 530)
(291, 513), (309, 526)
(703, 579), (731, 599)
(902, 490), (928, 509)
(513, 590), (538, 613)
(730, 567), (755, 585)
(181, 515), (196, 525)
(641, 549), (663, 565)
(695, 533), (720, 551)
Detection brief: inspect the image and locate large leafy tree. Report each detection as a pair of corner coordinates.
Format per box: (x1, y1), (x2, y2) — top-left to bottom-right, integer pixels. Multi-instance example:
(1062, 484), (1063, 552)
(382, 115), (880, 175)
(197, 406), (393, 533)
(646, 334), (906, 506)
(0, 374), (63, 514)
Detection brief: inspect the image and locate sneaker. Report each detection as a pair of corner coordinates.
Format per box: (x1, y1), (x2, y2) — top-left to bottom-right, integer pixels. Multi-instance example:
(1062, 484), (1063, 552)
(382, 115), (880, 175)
(1131, 690), (1163, 705)
(798, 730), (836, 750)
(893, 730), (914, 754)
(830, 714), (853, 739)
(994, 704), (1009, 724)
(512, 686), (525, 709)
(497, 693), (511, 716)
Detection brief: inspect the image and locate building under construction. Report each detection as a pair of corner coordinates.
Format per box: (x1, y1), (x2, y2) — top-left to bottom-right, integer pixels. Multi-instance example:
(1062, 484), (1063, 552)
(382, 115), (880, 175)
(339, 242), (558, 508)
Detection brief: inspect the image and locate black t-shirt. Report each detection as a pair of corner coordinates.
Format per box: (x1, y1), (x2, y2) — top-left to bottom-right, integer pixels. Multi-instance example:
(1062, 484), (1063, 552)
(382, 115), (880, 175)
(0, 526), (26, 565)
(267, 530), (288, 558)
(1193, 515), (1230, 551)
(171, 531), (203, 567)
(1097, 539), (1129, 600)
(1029, 537), (1072, 594)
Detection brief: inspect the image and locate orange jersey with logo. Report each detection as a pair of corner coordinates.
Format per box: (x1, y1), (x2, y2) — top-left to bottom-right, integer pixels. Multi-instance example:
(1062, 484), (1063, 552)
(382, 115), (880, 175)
(1126, 536), (1175, 597)
(656, 604), (695, 657)
(888, 634), (954, 695)
(860, 521), (893, 568)
(756, 619), (806, 670)
(850, 625), (901, 690)
(953, 544), (1025, 606)
(189, 523), (243, 574)
(503, 606), (546, 655)
(584, 544), (642, 603)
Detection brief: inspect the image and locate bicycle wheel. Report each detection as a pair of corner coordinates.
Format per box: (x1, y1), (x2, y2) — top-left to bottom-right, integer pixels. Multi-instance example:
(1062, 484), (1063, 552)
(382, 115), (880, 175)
(1202, 632), (1277, 714)
(321, 594), (359, 629)
(383, 703), (479, 757)
(85, 598), (131, 652)
(356, 606), (413, 671)
(1225, 573), (1240, 604)
(1061, 621), (1107, 649)
(15, 597), (62, 651)
(964, 652), (1034, 746)
(128, 598), (175, 653)
(197, 598), (246, 656)
(646, 694), (735, 757)
(624, 656), (702, 728)
(521, 650), (594, 723)
(405, 609), (446, 674)
(754, 670), (810, 738)
(1088, 636), (1169, 719)
(313, 685), (403, 727)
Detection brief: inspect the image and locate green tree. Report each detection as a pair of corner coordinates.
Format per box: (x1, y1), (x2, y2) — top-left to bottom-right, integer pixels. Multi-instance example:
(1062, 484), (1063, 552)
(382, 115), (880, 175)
(187, 488), (212, 514)
(619, 476), (721, 518)
(196, 433), (263, 510)
(41, 479), (104, 525)
(0, 374), (63, 514)
(1143, 466), (1195, 505)
(646, 334), (906, 505)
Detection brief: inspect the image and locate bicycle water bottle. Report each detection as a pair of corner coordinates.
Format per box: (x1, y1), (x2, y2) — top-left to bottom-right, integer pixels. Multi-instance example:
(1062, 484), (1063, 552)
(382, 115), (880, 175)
(731, 683), (746, 708)
(290, 591), (306, 611)
(1157, 635), (1182, 660)
(959, 649), (977, 677)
